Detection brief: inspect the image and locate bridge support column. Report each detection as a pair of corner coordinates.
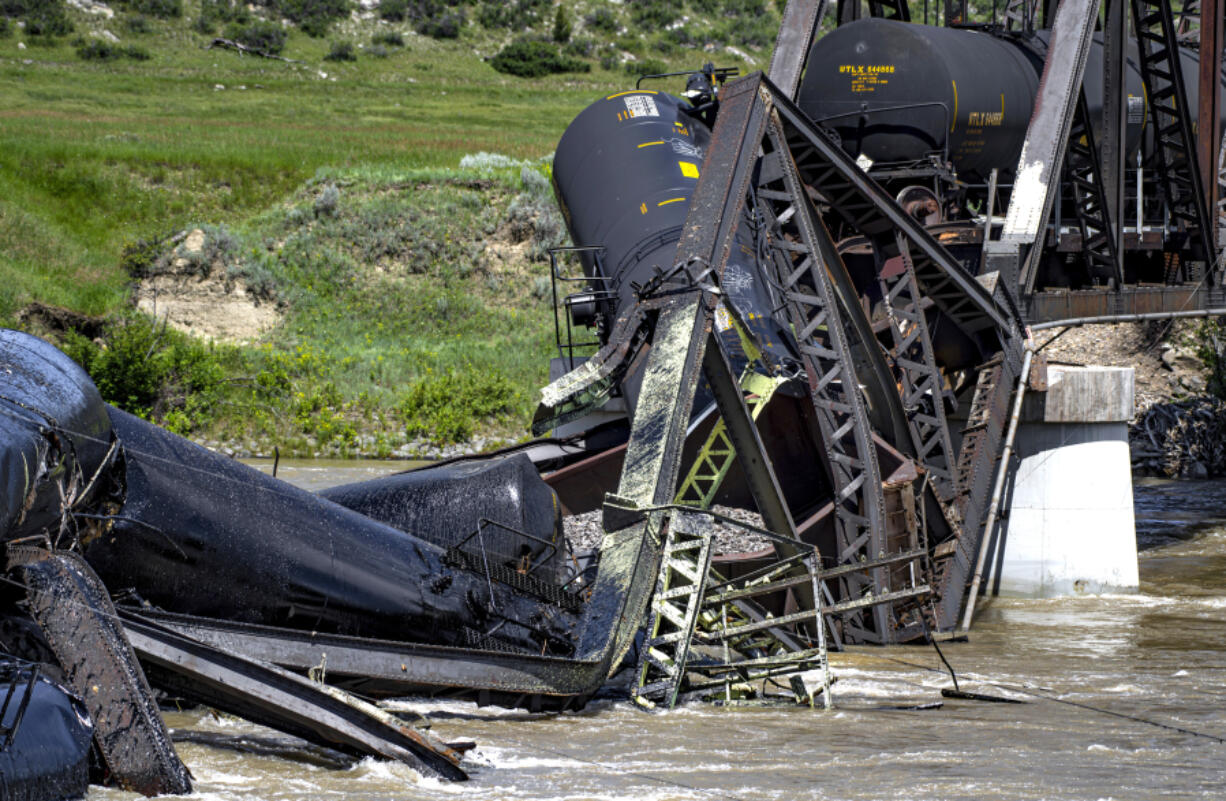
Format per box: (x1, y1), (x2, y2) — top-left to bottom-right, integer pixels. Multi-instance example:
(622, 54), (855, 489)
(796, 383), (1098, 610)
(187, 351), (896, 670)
(984, 365), (1139, 598)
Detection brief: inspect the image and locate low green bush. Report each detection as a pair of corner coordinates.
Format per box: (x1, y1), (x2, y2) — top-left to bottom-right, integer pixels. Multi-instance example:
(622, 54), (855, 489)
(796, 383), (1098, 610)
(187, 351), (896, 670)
(399, 368), (519, 443)
(129, 0), (180, 19)
(257, 0), (349, 37)
(62, 313), (227, 422)
(476, 0), (547, 30)
(323, 40), (355, 61)
(224, 20), (286, 54)
(377, 0), (408, 21)
(194, 0), (249, 33)
(490, 39), (589, 79)
(20, 0), (74, 37)
(377, 0), (459, 37)
(584, 7), (617, 33)
(506, 166), (565, 260)
(371, 30), (403, 46)
(562, 36), (593, 57)
(416, 12), (461, 38)
(123, 14), (152, 32)
(76, 39), (152, 61)
(624, 57), (665, 77)
(627, 0), (676, 27)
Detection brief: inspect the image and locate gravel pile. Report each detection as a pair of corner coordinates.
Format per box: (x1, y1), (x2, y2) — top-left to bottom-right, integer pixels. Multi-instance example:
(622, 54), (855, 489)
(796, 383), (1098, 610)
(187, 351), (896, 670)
(1034, 321), (1207, 413)
(563, 505), (771, 555)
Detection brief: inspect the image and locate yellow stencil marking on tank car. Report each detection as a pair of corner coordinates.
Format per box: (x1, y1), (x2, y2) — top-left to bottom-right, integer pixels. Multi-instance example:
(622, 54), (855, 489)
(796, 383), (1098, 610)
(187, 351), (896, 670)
(638, 140), (664, 148)
(640, 202), (648, 215)
(679, 161), (700, 179)
(607, 89), (659, 99)
(658, 197), (687, 206)
(951, 81), (958, 132)
(965, 95), (1005, 142)
(840, 64), (894, 94)
(967, 94), (1006, 129)
(967, 112), (1004, 127)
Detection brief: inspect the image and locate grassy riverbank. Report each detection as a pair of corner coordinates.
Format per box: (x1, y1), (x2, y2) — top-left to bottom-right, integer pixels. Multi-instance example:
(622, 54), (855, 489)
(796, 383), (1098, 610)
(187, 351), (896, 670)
(0, 0), (779, 454)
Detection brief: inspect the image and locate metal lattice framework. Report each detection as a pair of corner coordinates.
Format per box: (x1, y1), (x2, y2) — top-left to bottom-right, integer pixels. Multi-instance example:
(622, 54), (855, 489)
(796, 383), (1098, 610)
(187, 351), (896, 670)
(867, 0), (911, 20)
(878, 233), (961, 520)
(1130, 0), (1217, 264)
(1002, 0), (1040, 31)
(675, 372), (787, 510)
(755, 122), (896, 642)
(1176, 0), (1201, 43)
(933, 356), (1017, 627)
(633, 511), (832, 710)
(1063, 93), (1123, 285)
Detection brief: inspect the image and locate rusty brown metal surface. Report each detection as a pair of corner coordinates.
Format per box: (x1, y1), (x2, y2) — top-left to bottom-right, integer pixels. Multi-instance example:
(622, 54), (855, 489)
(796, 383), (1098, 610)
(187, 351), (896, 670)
(933, 355), (1016, 630)
(1023, 285), (1226, 324)
(1028, 351), (1049, 392)
(768, 0), (828, 100)
(1198, 0), (1223, 221)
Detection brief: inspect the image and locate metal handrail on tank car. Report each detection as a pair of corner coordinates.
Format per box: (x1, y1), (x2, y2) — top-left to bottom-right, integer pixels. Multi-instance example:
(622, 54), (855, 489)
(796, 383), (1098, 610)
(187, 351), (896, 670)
(634, 66), (739, 90)
(548, 245), (614, 372)
(447, 518), (587, 614)
(809, 101), (954, 168)
(453, 518), (561, 580)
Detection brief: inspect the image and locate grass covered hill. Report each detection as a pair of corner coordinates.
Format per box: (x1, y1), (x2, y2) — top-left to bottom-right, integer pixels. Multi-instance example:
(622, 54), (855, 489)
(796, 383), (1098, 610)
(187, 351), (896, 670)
(0, 0), (787, 456)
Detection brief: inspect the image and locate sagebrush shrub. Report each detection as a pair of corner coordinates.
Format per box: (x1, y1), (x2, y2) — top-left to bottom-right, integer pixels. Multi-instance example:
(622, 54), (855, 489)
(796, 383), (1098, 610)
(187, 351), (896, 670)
(490, 40), (589, 79)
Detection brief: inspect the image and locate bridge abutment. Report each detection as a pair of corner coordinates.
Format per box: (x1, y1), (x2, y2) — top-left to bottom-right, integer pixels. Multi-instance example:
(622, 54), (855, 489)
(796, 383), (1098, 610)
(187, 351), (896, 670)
(984, 365), (1139, 598)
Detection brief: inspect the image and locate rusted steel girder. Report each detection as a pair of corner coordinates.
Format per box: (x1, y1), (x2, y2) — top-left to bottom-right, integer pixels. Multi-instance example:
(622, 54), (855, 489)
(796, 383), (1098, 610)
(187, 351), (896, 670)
(768, 0), (829, 100)
(1198, 0), (1223, 231)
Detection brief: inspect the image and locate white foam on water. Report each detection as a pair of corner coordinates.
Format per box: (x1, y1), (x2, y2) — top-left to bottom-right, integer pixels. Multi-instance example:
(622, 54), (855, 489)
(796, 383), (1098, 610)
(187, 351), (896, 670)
(477, 746), (586, 770)
(381, 697), (541, 719)
(189, 768), (257, 788)
(345, 755), (441, 788)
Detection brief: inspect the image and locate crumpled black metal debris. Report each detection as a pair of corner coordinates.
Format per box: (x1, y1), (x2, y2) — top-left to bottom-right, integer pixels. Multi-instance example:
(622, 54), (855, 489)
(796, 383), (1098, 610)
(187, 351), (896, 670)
(0, 329), (114, 544)
(321, 453), (569, 584)
(0, 660), (93, 801)
(83, 408), (577, 655)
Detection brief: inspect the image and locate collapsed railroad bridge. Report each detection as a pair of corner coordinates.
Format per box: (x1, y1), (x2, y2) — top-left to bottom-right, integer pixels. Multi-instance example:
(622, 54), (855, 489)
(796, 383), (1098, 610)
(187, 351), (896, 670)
(2, 0), (1225, 794)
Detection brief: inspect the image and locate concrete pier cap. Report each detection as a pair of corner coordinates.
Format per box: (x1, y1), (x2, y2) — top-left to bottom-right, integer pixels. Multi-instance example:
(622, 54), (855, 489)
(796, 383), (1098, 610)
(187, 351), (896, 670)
(987, 364), (1140, 599)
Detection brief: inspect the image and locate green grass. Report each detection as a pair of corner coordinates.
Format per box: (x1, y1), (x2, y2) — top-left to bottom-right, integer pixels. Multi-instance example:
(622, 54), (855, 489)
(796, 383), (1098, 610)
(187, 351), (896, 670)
(0, 0), (779, 453)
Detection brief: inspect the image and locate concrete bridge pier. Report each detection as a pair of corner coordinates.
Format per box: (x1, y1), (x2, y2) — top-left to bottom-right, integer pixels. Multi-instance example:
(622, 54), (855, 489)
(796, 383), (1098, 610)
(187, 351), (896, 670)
(982, 364), (1139, 599)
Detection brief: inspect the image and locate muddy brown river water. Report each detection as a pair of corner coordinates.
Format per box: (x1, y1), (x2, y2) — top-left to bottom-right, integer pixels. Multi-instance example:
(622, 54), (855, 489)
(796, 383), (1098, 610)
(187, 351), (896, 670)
(90, 466), (1226, 801)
